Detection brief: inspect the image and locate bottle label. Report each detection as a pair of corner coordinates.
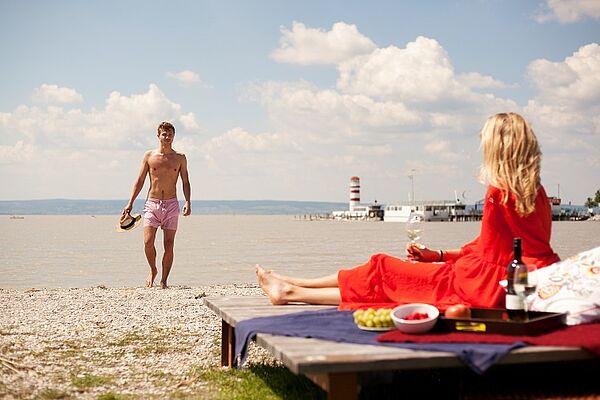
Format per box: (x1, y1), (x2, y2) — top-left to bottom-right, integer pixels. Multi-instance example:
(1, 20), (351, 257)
(505, 294), (523, 310)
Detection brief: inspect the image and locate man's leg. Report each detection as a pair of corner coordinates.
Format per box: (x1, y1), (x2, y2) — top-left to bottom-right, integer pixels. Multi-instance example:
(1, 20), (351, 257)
(160, 228), (177, 289)
(144, 226), (158, 287)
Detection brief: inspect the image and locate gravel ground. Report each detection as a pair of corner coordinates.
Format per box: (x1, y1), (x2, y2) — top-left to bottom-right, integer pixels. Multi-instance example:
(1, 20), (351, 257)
(0, 285), (274, 399)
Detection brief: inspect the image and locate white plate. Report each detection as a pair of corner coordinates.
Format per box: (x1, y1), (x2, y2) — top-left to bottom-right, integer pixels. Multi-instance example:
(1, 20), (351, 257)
(356, 324), (395, 332)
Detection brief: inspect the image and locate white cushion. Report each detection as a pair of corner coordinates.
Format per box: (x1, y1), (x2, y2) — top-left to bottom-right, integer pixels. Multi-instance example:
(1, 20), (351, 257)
(530, 246), (600, 325)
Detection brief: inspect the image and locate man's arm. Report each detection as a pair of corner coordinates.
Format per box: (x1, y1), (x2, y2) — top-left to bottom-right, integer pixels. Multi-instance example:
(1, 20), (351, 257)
(180, 154), (191, 216)
(123, 152), (150, 215)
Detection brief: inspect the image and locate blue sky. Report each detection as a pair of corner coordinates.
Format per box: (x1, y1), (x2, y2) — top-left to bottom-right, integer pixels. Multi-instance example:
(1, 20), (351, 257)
(1, 0), (599, 205)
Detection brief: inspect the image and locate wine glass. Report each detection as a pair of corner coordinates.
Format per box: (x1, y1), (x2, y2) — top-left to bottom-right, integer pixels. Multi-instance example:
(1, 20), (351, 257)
(406, 212), (423, 244)
(512, 264), (538, 317)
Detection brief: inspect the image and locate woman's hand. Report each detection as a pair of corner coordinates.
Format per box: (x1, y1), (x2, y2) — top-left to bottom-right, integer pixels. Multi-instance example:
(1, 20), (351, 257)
(406, 243), (443, 262)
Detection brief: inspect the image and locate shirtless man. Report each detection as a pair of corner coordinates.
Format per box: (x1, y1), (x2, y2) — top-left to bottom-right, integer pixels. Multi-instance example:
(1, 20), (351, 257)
(122, 122), (191, 289)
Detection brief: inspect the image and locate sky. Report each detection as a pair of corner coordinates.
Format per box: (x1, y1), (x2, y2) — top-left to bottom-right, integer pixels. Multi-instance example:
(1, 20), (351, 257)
(1, 0), (599, 205)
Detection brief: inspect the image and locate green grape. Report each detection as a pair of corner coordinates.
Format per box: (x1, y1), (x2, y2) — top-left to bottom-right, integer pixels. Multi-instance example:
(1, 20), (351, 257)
(354, 307), (396, 328)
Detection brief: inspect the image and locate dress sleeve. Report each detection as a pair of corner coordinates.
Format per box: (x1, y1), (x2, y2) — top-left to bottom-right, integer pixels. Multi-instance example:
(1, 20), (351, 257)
(474, 187), (515, 266)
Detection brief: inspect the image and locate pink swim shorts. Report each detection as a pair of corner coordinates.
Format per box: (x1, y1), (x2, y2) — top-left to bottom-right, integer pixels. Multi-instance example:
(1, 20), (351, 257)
(143, 198), (180, 230)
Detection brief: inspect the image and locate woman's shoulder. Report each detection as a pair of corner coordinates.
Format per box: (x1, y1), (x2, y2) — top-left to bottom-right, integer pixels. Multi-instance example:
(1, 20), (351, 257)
(485, 185), (504, 202)
(486, 184), (547, 200)
(537, 185), (548, 198)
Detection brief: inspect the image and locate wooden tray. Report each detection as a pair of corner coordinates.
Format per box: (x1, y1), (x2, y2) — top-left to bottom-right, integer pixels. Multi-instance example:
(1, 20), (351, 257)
(436, 308), (567, 336)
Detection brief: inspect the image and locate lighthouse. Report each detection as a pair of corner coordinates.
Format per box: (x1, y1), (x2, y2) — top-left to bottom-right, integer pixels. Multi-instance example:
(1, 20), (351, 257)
(349, 176), (360, 211)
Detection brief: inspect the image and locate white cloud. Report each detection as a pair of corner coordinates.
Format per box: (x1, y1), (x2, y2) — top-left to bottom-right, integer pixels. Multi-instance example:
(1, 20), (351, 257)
(190, 127), (303, 189)
(346, 144), (393, 156)
(271, 21), (376, 65)
(0, 140), (35, 164)
(251, 80), (423, 142)
(0, 84), (203, 199)
(424, 140), (462, 162)
(0, 84), (200, 152)
(523, 43), (600, 201)
(527, 43), (600, 108)
(535, 0), (600, 23)
(337, 37), (459, 102)
(524, 42), (600, 162)
(31, 84), (83, 104)
(167, 70), (202, 85)
(179, 112), (200, 130)
(3, 20), (597, 204)
(203, 127), (292, 153)
(335, 36), (518, 113)
(457, 72), (517, 89)
(255, 36), (517, 148)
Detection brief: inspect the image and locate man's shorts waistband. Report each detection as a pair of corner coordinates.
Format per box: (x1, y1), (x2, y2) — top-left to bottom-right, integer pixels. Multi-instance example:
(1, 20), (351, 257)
(146, 198), (178, 203)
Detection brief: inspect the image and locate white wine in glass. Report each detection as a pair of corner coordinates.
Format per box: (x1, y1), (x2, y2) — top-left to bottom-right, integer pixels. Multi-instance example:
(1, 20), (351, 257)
(513, 264), (538, 318)
(406, 212), (423, 243)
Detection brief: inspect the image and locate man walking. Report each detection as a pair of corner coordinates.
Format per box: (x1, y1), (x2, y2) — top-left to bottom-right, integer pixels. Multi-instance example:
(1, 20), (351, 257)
(123, 121), (191, 288)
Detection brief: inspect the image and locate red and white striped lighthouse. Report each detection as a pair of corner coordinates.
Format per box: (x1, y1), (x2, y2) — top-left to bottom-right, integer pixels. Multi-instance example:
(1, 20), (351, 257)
(349, 176), (360, 211)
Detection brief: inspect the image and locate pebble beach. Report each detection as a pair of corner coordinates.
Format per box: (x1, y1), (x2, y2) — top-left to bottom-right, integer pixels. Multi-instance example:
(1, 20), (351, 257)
(0, 285), (274, 399)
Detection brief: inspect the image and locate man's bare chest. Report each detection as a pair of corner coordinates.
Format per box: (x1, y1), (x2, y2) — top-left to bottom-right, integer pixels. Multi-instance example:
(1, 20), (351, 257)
(148, 154), (180, 175)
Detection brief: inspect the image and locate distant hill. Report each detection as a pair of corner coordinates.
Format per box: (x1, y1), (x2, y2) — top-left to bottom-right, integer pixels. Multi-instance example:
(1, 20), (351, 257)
(0, 199), (348, 215)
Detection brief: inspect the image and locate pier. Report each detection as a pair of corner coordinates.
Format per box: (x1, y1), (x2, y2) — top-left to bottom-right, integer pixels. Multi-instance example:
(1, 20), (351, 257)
(295, 211), (483, 222)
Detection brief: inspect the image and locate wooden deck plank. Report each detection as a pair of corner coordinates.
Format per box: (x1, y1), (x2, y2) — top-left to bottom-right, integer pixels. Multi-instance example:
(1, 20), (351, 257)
(203, 295), (594, 393)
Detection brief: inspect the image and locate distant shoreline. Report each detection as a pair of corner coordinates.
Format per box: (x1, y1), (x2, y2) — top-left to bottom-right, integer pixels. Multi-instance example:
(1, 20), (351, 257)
(0, 199), (348, 216)
(1, 198), (590, 216)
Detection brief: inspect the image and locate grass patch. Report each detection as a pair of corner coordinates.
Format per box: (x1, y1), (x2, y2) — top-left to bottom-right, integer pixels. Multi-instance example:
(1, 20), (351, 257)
(147, 370), (177, 385)
(135, 343), (167, 356)
(37, 388), (70, 399)
(191, 363), (325, 400)
(96, 393), (132, 400)
(109, 332), (145, 347)
(59, 348), (82, 359)
(210, 335), (221, 358)
(71, 374), (114, 389)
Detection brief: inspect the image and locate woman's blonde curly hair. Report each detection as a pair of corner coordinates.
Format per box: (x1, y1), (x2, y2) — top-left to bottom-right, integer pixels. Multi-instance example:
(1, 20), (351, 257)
(479, 113), (541, 216)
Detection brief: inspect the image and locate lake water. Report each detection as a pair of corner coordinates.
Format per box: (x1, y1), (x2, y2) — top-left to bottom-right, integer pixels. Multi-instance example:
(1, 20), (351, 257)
(1, 215), (599, 288)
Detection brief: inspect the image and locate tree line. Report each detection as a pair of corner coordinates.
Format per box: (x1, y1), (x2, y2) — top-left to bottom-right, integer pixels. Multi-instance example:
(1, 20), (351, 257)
(584, 189), (600, 208)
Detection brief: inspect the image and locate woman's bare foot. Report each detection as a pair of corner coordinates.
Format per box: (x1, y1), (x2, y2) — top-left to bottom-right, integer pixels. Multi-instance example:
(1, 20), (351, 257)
(256, 264), (291, 305)
(253, 265), (294, 284)
(160, 281), (168, 289)
(146, 268), (157, 288)
(268, 270), (294, 284)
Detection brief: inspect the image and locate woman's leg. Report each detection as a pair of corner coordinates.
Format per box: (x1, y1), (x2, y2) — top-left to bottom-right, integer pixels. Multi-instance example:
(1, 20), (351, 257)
(257, 265), (339, 288)
(256, 265), (341, 305)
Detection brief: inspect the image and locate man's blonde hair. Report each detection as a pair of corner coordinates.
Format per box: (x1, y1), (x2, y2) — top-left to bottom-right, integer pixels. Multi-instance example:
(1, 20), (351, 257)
(479, 112), (541, 216)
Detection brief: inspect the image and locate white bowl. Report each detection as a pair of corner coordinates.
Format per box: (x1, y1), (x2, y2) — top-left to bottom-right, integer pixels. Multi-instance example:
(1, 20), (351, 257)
(391, 303), (440, 334)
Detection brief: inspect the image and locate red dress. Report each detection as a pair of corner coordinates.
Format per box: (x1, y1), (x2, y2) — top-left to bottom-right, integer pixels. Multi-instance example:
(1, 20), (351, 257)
(338, 186), (560, 310)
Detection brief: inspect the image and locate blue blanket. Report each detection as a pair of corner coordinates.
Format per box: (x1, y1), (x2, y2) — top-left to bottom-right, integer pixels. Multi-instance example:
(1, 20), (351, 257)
(234, 308), (524, 374)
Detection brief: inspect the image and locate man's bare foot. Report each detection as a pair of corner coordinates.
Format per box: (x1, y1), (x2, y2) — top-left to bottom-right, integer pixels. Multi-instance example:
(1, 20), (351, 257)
(256, 264), (291, 305)
(146, 269), (157, 288)
(160, 281), (168, 289)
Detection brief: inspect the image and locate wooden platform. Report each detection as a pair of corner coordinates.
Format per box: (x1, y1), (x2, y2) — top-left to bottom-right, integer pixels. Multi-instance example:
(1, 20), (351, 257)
(204, 296), (594, 400)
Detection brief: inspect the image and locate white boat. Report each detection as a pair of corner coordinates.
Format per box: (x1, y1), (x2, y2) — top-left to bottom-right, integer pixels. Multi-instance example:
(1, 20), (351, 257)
(549, 197), (561, 220)
(384, 199), (466, 222)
